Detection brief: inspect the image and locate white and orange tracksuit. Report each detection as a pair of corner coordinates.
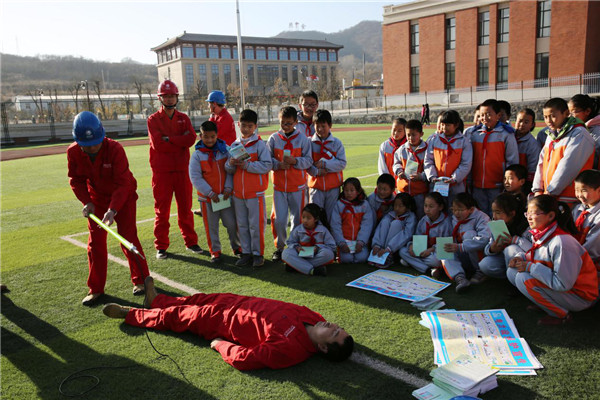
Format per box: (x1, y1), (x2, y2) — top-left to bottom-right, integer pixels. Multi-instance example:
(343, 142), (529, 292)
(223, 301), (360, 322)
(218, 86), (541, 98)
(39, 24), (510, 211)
(189, 139), (241, 258)
(307, 132), (346, 222)
(508, 222), (599, 318)
(516, 131), (542, 185)
(573, 202), (600, 271)
(296, 111), (315, 137)
(267, 128), (312, 250)
(393, 140), (429, 220)
(224, 134), (272, 256)
(330, 198), (375, 263)
(400, 212), (453, 274)
(282, 223), (337, 275)
(371, 210), (417, 256)
(378, 137), (407, 175)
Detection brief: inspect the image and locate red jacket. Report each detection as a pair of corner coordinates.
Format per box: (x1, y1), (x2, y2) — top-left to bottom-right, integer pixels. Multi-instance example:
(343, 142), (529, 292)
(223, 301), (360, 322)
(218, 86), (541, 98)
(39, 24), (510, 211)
(147, 108), (196, 172)
(209, 108), (236, 146)
(67, 138), (137, 210)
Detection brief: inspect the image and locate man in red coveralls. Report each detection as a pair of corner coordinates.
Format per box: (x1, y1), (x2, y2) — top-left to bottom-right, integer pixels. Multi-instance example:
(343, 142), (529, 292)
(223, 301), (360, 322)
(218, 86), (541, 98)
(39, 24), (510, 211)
(103, 277), (354, 370)
(207, 90), (236, 146)
(67, 111), (150, 305)
(148, 80), (202, 259)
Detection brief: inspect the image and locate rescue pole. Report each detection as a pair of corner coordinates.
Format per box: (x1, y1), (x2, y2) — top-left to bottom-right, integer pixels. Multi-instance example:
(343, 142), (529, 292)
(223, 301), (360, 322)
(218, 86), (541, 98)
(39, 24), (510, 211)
(88, 213), (145, 260)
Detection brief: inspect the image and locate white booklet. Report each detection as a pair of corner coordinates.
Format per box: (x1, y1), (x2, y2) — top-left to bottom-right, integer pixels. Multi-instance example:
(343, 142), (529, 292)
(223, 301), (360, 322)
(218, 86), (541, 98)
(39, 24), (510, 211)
(229, 144), (250, 161)
(211, 194), (231, 212)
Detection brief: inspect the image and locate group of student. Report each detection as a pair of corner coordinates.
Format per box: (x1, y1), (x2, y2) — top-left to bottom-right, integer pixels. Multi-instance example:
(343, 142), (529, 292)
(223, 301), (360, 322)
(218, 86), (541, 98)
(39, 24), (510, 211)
(68, 81), (600, 326)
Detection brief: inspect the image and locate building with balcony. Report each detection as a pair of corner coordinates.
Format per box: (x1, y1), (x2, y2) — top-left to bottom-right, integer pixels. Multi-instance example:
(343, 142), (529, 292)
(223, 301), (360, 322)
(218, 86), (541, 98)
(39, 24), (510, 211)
(151, 32), (343, 97)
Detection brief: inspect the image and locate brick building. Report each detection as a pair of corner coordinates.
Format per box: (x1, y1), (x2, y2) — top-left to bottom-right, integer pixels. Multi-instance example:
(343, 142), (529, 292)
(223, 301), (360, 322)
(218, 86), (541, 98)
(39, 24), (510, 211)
(151, 32), (343, 96)
(382, 0), (600, 96)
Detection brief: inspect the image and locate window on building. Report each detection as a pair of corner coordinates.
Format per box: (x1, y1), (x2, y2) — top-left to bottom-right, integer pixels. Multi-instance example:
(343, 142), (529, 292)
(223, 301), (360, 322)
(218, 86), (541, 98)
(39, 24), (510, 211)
(221, 46), (231, 59)
(537, 0), (551, 38)
(235, 64), (240, 84)
(244, 47), (254, 60)
(256, 47), (266, 60)
(196, 45), (206, 58)
(309, 49), (317, 61)
(311, 66), (318, 77)
(281, 65), (288, 83)
(328, 50), (337, 62)
(319, 50), (327, 61)
(232, 46), (238, 59)
(301, 65), (308, 80)
(208, 45), (219, 59)
(247, 64), (255, 86)
(410, 66), (419, 93)
(185, 64), (194, 89)
(410, 23), (419, 54)
(166, 49), (172, 62)
(478, 11), (489, 45)
(497, 8), (509, 43)
(268, 47), (278, 60)
(535, 52), (549, 79)
(211, 64), (220, 89)
(321, 66), (327, 84)
(445, 17), (456, 50)
(478, 59), (489, 86)
(182, 46), (194, 58)
(445, 62), (455, 90)
(290, 48), (298, 61)
(174, 46), (180, 59)
(279, 48), (288, 61)
(497, 57), (508, 86)
(224, 64), (232, 87)
(257, 65), (266, 86)
(198, 64), (207, 93)
(292, 65), (299, 86)
(299, 49), (308, 61)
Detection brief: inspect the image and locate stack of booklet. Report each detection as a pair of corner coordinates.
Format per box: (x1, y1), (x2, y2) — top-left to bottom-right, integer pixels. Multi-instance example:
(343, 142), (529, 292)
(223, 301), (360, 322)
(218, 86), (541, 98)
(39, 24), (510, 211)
(410, 296), (445, 311)
(413, 354), (499, 400)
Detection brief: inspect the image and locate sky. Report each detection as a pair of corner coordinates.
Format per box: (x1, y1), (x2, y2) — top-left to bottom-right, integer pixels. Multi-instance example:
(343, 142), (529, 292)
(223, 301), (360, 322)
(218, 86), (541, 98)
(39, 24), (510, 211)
(0, 0), (394, 65)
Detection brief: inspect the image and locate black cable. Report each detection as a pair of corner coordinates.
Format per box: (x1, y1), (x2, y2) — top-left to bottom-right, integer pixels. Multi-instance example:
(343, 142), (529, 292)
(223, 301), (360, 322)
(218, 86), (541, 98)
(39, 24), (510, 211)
(59, 249), (191, 397)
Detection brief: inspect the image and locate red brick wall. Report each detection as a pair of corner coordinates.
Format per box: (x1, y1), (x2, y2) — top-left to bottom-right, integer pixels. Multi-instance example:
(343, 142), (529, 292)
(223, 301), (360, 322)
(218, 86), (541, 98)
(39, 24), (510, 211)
(584, 1), (600, 73)
(420, 14), (446, 92)
(383, 21), (410, 95)
(508, 1), (537, 82)
(455, 8), (477, 88)
(549, 1), (588, 77)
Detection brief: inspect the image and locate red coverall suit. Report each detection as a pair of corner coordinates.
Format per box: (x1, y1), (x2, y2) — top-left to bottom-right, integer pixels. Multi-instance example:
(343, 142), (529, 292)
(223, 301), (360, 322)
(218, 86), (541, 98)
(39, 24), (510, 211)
(67, 138), (149, 293)
(148, 108), (198, 250)
(209, 108), (236, 146)
(125, 292), (324, 370)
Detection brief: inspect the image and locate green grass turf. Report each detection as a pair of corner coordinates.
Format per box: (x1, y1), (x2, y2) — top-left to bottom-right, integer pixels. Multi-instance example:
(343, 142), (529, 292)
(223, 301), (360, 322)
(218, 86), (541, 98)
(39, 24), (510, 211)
(2, 126), (599, 399)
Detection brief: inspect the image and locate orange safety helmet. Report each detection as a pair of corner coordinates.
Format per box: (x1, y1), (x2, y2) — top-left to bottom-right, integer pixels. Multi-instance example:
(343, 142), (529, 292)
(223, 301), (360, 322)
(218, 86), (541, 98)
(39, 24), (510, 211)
(157, 80), (179, 96)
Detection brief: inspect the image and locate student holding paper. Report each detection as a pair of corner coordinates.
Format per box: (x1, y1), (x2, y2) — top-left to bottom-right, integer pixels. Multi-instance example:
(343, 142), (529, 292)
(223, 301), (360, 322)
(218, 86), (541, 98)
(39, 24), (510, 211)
(479, 193), (530, 279)
(189, 121), (241, 264)
(508, 195), (598, 325)
(393, 119), (429, 220)
(282, 204), (336, 276)
(400, 192), (452, 274)
(572, 169), (600, 269)
(370, 193), (417, 268)
(434, 193), (492, 293)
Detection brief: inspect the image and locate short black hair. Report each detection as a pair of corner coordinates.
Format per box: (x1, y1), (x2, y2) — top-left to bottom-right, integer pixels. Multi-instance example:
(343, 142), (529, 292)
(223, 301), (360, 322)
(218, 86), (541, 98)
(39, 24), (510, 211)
(497, 100), (512, 118)
(395, 192), (417, 213)
(300, 90), (318, 104)
(440, 110), (464, 132)
(321, 335), (354, 362)
(279, 106), (298, 120)
(569, 94), (600, 119)
(517, 108), (536, 131)
(314, 109), (332, 126)
(406, 119), (423, 133)
(200, 120), (217, 133)
(543, 98), (569, 113)
(393, 117), (407, 126)
(376, 173), (396, 190)
(480, 99), (500, 114)
(239, 109), (258, 124)
(453, 192), (478, 209)
(575, 169), (600, 189)
(506, 164), (528, 181)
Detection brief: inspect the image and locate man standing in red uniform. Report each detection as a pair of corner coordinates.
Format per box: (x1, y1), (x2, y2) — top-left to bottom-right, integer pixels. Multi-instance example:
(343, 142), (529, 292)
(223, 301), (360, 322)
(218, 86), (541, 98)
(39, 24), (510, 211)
(148, 80), (202, 259)
(67, 111), (150, 305)
(207, 90), (236, 146)
(103, 277), (354, 370)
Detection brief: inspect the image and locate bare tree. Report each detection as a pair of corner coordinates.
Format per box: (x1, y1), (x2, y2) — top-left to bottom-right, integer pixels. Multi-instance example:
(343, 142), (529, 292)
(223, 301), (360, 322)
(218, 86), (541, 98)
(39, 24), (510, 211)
(92, 80), (108, 119)
(132, 78), (145, 113)
(26, 89), (44, 121)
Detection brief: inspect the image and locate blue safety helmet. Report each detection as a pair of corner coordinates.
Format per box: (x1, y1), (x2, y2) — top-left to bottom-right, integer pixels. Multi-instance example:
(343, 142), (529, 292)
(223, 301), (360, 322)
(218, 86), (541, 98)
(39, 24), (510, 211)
(72, 111), (105, 146)
(206, 90), (226, 104)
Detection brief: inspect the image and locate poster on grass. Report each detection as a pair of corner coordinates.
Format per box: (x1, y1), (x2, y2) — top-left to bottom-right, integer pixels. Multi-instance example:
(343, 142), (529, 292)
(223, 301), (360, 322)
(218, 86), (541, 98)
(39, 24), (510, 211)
(346, 270), (450, 302)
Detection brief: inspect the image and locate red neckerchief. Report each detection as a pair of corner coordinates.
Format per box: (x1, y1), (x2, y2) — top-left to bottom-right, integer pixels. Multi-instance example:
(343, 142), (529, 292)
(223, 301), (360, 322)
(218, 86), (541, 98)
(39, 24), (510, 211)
(374, 190), (395, 220)
(199, 146), (217, 165)
(396, 213), (407, 221)
(407, 142), (428, 171)
(452, 218), (471, 243)
(340, 198), (356, 216)
(389, 136), (407, 153)
(315, 136), (333, 159)
(242, 137), (261, 148)
(438, 135), (459, 175)
(277, 132), (296, 150)
(526, 222), (565, 261)
(482, 126), (495, 153)
(302, 228), (319, 246)
(575, 209), (590, 233)
(426, 213), (446, 247)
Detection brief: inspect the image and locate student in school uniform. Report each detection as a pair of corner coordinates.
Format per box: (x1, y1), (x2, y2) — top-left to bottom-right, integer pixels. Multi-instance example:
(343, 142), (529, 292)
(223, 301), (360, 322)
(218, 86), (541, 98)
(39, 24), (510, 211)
(508, 195), (598, 325)
(572, 169), (600, 270)
(462, 104), (482, 139)
(470, 99), (519, 217)
(367, 173), (396, 225)
(424, 110), (472, 207)
(189, 121), (241, 264)
(514, 108), (542, 193)
(297, 90), (319, 137)
(568, 94), (600, 169)
(532, 98), (595, 208)
(225, 110), (272, 268)
(307, 110), (346, 222)
(267, 106), (312, 262)
(393, 119), (429, 220)
(378, 117), (407, 175)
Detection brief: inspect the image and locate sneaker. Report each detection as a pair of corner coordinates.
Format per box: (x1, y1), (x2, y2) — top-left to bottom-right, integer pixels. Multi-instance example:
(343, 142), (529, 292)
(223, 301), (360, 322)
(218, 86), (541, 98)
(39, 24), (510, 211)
(102, 303), (131, 319)
(455, 274), (471, 294)
(132, 284), (145, 296)
(430, 267), (444, 280)
(399, 259), (409, 267)
(272, 249), (283, 262)
(538, 313), (572, 326)
(235, 254), (253, 267)
(233, 248), (243, 257)
(193, 209), (202, 216)
(470, 270), (488, 285)
(156, 249), (167, 260)
(312, 266), (327, 276)
(211, 255), (222, 264)
(186, 244), (203, 254)
(82, 292), (102, 306)
(252, 255), (264, 267)
(144, 276), (158, 308)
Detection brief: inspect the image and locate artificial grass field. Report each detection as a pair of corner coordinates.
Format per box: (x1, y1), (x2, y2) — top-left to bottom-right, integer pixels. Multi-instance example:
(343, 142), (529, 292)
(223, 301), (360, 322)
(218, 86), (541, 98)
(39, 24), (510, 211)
(2, 124), (600, 399)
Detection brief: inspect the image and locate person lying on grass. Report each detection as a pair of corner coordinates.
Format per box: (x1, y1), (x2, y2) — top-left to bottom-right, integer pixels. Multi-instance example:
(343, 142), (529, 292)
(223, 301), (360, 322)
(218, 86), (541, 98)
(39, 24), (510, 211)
(103, 277), (354, 370)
